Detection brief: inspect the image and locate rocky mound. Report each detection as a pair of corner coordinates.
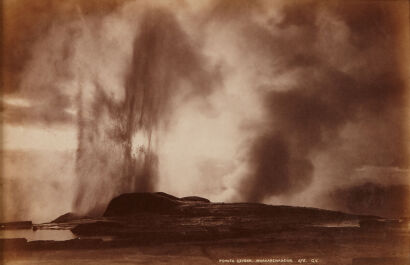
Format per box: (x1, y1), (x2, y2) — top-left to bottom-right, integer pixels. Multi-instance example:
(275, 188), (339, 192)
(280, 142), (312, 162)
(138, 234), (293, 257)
(154, 192), (180, 201)
(51, 212), (86, 223)
(180, 196), (210, 203)
(103, 192), (181, 217)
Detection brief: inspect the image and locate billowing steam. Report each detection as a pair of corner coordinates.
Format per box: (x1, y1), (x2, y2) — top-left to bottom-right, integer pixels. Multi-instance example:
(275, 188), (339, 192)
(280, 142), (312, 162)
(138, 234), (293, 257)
(2, 0), (409, 221)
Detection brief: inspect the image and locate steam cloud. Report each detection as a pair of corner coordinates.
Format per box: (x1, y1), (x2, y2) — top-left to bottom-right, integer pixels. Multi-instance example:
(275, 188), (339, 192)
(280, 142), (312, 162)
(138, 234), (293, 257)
(233, 2), (409, 209)
(2, 0), (409, 221)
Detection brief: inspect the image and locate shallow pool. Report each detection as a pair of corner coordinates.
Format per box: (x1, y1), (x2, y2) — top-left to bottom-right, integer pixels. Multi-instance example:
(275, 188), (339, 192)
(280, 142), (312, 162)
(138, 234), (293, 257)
(0, 229), (76, 241)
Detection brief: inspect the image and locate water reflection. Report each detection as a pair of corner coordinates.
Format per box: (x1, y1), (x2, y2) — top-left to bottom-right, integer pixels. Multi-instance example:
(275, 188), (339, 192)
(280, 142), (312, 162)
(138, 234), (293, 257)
(0, 229), (76, 241)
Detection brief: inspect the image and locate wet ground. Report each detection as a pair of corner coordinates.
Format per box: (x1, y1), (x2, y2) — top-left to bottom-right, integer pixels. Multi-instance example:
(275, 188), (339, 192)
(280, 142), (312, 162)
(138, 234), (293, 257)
(2, 231), (409, 265)
(0, 229), (75, 242)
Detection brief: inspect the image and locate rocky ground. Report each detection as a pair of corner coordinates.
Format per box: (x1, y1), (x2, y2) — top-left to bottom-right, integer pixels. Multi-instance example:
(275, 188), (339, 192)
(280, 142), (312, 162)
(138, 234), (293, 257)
(1, 192), (409, 265)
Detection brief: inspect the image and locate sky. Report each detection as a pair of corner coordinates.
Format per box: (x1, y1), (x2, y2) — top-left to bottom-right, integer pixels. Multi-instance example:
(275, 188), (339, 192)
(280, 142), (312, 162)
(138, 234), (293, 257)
(1, 0), (410, 223)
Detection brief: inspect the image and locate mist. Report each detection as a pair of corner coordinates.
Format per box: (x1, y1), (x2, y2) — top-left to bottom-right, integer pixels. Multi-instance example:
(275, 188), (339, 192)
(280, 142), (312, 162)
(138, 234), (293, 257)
(2, 0), (409, 222)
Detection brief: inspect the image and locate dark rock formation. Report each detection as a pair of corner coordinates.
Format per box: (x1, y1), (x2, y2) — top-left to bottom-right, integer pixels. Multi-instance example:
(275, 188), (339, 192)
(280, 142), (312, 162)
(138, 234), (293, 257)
(154, 192), (180, 201)
(180, 196), (210, 203)
(51, 212), (86, 223)
(71, 191), (380, 242)
(102, 192), (372, 220)
(103, 192), (181, 216)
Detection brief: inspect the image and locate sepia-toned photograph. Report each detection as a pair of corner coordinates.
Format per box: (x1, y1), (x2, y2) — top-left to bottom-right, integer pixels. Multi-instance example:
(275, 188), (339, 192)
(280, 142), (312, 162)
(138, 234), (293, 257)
(1, 0), (409, 264)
